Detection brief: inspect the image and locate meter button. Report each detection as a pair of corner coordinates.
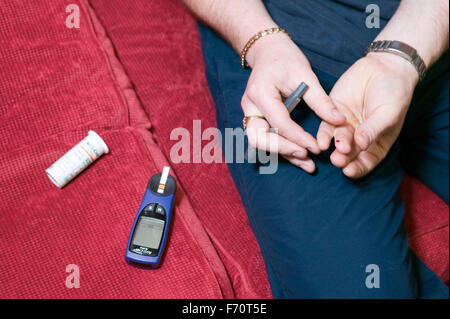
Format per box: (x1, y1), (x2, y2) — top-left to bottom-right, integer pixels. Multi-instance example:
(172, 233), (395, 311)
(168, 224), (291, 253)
(155, 205), (166, 216)
(144, 203), (156, 214)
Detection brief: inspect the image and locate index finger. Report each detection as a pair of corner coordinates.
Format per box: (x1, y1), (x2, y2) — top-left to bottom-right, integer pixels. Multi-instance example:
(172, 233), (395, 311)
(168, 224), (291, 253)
(248, 85), (320, 154)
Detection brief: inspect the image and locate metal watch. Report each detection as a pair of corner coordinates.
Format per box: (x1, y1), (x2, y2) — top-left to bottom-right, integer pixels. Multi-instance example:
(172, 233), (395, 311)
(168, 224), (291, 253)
(365, 40), (427, 81)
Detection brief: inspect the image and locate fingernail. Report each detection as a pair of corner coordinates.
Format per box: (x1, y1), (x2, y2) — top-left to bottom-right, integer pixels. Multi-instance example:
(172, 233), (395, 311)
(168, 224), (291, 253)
(296, 161), (309, 169)
(303, 162), (315, 173)
(292, 152), (305, 159)
(310, 146), (321, 155)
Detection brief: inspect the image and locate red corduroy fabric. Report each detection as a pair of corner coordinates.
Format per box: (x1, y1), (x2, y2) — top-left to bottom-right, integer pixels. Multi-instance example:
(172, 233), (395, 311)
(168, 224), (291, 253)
(88, 0), (273, 298)
(402, 175), (449, 285)
(0, 0), (232, 299)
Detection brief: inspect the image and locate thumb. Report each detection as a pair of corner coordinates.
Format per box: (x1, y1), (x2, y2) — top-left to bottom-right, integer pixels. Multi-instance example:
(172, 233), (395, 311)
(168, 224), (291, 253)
(355, 105), (399, 150)
(303, 82), (347, 126)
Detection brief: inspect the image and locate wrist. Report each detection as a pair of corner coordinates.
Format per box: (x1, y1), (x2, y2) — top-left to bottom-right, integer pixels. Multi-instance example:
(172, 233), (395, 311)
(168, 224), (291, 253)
(233, 18), (279, 63)
(366, 52), (420, 87)
(244, 31), (293, 67)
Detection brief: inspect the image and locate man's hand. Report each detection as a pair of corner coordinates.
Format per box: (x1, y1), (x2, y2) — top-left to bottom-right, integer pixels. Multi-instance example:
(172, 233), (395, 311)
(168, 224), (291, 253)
(243, 34), (345, 173)
(316, 0), (448, 179)
(317, 53), (419, 178)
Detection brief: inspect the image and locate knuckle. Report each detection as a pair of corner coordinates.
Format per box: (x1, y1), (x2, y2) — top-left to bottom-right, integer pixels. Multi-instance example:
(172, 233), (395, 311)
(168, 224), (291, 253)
(360, 125), (374, 140)
(276, 125), (290, 138)
(280, 78), (299, 96)
(315, 97), (334, 113)
(246, 83), (262, 102)
(241, 94), (248, 108)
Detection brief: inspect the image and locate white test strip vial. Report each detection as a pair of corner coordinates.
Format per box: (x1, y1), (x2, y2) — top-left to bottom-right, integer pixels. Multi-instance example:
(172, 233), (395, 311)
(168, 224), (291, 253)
(46, 130), (109, 188)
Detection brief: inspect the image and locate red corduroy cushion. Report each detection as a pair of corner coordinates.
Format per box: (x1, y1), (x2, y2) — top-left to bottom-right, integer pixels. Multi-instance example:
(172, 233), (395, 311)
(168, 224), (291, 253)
(0, 0), (233, 299)
(402, 175), (449, 285)
(89, 0), (273, 298)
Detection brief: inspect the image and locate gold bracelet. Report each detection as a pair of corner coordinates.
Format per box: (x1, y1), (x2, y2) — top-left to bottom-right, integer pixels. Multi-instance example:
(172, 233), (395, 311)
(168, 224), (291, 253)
(240, 27), (290, 69)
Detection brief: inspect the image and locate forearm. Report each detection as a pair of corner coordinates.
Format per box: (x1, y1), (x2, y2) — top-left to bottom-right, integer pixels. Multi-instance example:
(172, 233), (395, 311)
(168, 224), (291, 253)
(374, 0), (449, 68)
(181, 0), (278, 64)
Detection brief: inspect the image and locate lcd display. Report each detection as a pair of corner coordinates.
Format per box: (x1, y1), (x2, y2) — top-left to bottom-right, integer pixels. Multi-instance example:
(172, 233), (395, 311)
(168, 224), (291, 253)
(132, 216), (165, 250)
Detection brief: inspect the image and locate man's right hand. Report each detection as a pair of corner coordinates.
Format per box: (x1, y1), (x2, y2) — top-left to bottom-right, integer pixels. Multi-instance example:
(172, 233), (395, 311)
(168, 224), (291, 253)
(242, 33), (346, 173)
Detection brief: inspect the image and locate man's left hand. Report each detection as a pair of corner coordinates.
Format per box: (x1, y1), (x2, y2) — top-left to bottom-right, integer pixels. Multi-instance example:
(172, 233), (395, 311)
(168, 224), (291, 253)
(317, 52), (419, 178)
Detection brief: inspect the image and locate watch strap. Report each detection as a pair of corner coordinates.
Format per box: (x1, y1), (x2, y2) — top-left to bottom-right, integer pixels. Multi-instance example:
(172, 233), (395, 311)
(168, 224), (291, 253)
(366, 40), (427, 81)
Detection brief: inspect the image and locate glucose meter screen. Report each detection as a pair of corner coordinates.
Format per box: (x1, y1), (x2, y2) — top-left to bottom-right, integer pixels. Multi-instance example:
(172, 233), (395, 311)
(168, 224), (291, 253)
(132, 216), (165, 249)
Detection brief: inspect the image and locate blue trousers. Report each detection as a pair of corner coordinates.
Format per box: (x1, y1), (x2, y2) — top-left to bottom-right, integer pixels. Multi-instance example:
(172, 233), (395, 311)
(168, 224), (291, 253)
(198, 24), (449, 298)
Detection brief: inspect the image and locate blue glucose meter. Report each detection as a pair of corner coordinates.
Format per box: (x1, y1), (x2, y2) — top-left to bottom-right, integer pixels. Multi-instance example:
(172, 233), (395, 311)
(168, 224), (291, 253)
(125, 167), (176, 268)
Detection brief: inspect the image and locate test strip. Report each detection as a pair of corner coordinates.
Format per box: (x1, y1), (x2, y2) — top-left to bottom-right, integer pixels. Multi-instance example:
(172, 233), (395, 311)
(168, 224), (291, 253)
(157, 166), (170, 194)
